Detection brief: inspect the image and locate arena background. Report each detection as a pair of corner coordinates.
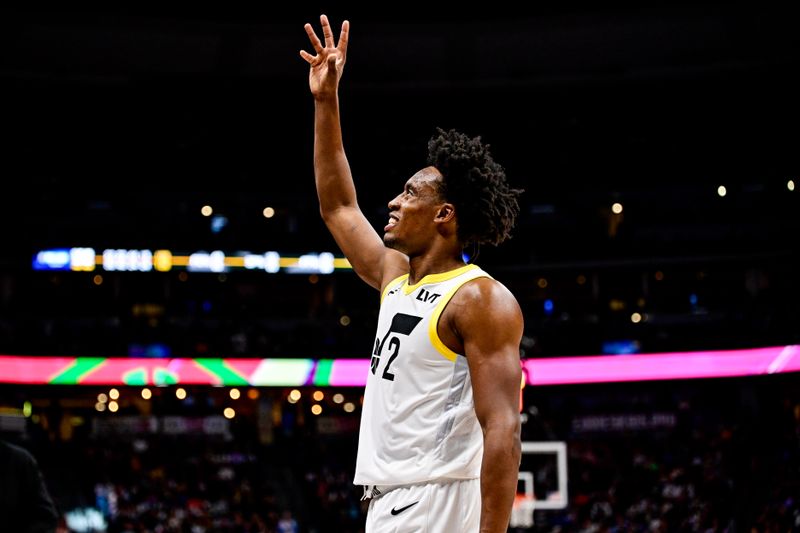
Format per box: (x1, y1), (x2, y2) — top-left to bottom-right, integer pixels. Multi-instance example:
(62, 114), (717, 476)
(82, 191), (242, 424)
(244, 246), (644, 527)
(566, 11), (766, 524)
(1, 2), (798, 531)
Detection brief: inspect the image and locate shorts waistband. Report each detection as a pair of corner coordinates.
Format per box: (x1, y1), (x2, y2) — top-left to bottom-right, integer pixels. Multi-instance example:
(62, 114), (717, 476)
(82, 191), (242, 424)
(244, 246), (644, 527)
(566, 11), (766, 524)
(360, 484), (400, 501)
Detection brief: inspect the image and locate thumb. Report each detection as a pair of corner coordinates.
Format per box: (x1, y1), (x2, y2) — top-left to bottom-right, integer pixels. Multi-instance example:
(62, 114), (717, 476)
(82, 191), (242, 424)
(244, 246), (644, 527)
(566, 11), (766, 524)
(327, 54), (337, 68)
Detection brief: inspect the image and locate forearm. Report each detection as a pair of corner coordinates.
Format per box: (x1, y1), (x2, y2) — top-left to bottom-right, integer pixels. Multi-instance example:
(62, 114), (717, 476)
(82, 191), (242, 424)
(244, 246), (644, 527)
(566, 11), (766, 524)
(479, 424), (521, 533)
(313, 95), (358, 215)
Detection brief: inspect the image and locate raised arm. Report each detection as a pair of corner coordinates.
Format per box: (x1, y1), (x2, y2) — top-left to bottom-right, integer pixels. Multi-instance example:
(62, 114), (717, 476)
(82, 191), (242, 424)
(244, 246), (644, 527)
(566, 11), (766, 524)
(456, 278), (523, 532)
(300, 15), (407, 290)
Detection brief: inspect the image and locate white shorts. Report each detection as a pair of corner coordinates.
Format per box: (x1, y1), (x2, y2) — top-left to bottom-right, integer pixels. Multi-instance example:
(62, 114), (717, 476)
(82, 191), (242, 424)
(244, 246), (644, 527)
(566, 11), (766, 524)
(365, 478), (480, 533)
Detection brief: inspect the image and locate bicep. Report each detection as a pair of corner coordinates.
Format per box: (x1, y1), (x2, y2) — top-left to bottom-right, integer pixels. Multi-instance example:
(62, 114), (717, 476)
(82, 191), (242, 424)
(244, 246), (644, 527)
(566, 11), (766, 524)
(322, 206), (408, 291)
(461, 285), (523, 427)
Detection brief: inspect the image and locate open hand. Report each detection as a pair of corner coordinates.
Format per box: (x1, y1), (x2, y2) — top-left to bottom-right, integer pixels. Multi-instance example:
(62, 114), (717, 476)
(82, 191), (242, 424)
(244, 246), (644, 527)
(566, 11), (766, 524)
(300, 14), (350, 99)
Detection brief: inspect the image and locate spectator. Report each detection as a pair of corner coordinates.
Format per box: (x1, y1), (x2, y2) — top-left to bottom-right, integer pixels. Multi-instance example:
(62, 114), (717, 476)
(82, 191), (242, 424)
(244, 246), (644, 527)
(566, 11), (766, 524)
(0, 438), (59, 533)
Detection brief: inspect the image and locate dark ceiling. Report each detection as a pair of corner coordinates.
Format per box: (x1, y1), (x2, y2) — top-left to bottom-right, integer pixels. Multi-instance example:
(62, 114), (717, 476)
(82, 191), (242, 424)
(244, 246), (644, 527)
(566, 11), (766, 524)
(1, 3), (798, 268)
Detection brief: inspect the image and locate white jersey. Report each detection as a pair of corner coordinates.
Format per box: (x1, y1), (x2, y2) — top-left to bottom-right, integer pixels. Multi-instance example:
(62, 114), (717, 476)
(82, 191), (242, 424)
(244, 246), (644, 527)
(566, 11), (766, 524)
(354, 263), (491, 487)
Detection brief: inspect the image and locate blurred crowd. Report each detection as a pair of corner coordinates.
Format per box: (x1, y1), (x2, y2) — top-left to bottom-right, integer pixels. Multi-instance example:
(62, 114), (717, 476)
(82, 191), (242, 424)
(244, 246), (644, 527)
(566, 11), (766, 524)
(0, 374), (795, 532)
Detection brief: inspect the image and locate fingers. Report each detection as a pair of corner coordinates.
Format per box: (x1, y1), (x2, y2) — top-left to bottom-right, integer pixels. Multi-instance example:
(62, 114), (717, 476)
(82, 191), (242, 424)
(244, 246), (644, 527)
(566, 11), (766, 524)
(320, 14), (335, 48)
(304, 15), (347, 62)
(299, 49), (315, 65)
(338, 20), (349, 56)
(304, 22), (324, 53)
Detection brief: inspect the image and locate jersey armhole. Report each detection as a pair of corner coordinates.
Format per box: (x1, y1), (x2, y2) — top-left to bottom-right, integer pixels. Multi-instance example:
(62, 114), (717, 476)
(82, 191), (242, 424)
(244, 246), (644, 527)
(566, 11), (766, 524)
(428, 274), (492, 362)
(380, 274), (409, 303)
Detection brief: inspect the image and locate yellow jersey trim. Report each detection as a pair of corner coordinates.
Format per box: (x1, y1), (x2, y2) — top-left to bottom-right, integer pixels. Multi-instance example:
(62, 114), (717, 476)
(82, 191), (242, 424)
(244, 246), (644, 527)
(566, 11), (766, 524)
(402, 264), (478, 296)
(428, 272), (491, 362)
(381, 274), (409, 304)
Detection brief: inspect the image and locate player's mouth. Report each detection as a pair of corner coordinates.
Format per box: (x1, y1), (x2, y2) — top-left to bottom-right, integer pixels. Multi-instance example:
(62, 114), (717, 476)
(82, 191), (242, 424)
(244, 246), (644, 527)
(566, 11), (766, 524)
(384, 214), (399, 232)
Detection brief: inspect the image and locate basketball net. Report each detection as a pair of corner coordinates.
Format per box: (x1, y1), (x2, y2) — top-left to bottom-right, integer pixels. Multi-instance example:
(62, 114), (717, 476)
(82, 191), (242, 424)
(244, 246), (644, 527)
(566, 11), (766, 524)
(510, 493), (535, 528)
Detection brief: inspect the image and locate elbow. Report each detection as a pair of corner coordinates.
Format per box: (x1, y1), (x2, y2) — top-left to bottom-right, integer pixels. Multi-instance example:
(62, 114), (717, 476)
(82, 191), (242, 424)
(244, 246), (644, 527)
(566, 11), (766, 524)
(510, 418), (522, 456)
(319, 205), (338, 223)
(484, 415), (522, 452)
(506, 419), (522, 465)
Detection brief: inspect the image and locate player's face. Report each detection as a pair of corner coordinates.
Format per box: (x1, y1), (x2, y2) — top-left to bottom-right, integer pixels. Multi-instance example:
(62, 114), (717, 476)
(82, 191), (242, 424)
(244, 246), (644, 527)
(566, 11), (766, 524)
(384, 167), (445, 254)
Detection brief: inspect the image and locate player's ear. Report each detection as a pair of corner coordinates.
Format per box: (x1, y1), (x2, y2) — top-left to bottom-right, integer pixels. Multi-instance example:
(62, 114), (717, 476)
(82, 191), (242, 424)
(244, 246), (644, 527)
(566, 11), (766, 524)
(435, 203), (456, 223)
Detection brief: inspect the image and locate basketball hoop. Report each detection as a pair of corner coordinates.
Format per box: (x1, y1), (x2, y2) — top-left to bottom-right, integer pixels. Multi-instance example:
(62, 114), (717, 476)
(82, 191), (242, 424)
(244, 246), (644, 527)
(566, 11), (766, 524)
(510, 493), (535, 528)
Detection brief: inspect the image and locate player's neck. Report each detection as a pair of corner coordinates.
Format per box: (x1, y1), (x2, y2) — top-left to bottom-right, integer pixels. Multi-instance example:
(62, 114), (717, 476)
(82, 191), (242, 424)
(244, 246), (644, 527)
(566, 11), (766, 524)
(406, 253), (466, 286)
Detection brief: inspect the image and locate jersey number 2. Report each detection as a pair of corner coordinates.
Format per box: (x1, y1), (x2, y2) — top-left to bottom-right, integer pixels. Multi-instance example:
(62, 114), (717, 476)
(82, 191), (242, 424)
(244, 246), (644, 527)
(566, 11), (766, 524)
(372, 313), (423, 381)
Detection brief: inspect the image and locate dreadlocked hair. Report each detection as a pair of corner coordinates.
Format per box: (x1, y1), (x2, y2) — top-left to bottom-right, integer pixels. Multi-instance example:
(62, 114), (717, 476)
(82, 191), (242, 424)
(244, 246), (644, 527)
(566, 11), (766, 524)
(427, 127), (523, 247)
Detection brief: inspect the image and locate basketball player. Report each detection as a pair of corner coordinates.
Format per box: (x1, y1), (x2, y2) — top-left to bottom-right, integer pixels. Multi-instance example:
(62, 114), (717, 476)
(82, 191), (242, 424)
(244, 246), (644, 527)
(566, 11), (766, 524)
(301, 15), (524, 532)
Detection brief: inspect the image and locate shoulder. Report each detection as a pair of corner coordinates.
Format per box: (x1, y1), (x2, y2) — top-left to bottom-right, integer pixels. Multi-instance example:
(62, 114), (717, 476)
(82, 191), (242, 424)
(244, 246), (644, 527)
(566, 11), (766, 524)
(451, 276), (523, 330)
(455, 276), (519, 311)
(379, 249), (410, 294)
(0, 440), (37, 466)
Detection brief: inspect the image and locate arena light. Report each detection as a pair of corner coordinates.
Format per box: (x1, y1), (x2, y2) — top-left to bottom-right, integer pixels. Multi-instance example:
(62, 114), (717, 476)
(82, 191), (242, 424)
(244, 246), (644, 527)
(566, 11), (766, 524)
(32, 249), (71, 270)
(32, 247), (351, 273)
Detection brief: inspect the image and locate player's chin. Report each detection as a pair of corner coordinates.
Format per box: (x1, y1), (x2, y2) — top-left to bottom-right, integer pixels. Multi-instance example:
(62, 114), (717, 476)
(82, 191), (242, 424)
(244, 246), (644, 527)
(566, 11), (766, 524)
(383, 233), (399, 249)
